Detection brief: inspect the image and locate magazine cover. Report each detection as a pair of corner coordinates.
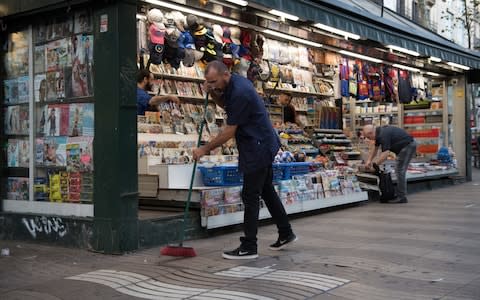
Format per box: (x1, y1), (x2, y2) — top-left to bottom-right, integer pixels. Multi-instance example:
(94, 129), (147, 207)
(44, 136), (67, 166)
(81, 103), (94, 136)
(7, 139), (19, 167)
(68, 103), (83, 136)
(63, 66), (73, 98)
(35, 138), (44, 164)
(46, 71), (57, 101)
(45, 105), (61, 136)
(34, 45), (46, 73)
(47, 15), (73, 40)
(4, 79), (18, 104)
(66, 142), (81, 172)
(46, 39), (70, 71)
(59, 104), (70, 136)
(17, 76), (29, 103)
(34, 74), (47, 102)
(69, 136), (93, 171)
(36, 105), (47, 134)
(6, 44), (29, 77)
(34, 23), (47, 43)
(7, 177), (29, 200)
(19, 105), (29, 135)
(74, 10), (92, 33)
(56, 69), (66, 99)
(5, 106), (20, 134)
(18, 139), (30, 167)
(71, 34), (93, 97)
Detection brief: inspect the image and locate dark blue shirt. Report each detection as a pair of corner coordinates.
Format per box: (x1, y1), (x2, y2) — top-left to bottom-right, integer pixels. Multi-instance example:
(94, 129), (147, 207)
(375, 125), (414, 154)
(223, 74), (280, 174)
(137, 87), (151, 115)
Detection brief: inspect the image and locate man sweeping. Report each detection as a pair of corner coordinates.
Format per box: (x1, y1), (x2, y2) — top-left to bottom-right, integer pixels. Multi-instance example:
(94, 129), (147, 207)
(363, 125), (417, 203)
(193, 61), (297, 259)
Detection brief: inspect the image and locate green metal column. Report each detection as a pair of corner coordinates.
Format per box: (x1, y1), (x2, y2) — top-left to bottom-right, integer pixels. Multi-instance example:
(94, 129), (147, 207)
(91, 0), (138, 254)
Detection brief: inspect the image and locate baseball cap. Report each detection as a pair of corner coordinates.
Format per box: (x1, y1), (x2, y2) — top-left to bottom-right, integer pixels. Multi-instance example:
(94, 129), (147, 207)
(149, 23), (165, 44)
(230, 26), (241, 45)
(222, 26), (232, 43)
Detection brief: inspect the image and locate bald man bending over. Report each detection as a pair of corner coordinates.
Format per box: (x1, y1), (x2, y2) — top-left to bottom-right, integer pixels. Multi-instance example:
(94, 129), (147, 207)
(363, 125), (417, 203)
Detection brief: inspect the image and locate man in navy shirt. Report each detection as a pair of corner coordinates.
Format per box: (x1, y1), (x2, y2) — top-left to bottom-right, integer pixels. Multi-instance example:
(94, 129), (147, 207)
(193, 61), (296, 259)
(137, 69), (180, 115)
(363, 125), (417, 203)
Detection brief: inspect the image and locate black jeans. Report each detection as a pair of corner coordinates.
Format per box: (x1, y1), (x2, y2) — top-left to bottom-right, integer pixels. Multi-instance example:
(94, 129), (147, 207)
(241, 165), (293, 251)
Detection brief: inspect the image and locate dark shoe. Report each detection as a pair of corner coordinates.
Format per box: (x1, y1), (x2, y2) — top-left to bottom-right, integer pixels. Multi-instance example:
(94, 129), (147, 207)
(222, 247), (258, 260)
(269, 233), (298, 251)
(387, 197), (408, 204)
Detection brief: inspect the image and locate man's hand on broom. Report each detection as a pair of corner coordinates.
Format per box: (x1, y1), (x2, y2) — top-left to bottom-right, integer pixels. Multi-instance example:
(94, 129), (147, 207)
(193, 146), (208, 161)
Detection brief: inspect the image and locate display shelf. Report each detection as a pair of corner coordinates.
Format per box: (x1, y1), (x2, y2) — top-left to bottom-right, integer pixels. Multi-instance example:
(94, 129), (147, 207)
(264, 87), (332, 98)
(356, 112), (398, 116)
(201, 192), (368, 228)
(147, 92), (206, 101)
(2, 200), (93, 217)
(403, 109), (443, 114)
(152, 72), (204, 82)
(138, 132), (198, 142)
(404, 122), (443, 127)
(404, 168), (458, 182)
(2, 102), (29, 107)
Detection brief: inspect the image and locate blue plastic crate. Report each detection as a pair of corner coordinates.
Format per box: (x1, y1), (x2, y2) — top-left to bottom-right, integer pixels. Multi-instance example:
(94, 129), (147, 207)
(272, 164), (284, 182)
(199, 166), (243, 186)
(279, 162), (312, 179)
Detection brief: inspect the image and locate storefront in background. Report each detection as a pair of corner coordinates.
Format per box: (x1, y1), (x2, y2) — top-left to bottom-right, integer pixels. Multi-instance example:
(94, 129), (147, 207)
(1, 0), (479, 253)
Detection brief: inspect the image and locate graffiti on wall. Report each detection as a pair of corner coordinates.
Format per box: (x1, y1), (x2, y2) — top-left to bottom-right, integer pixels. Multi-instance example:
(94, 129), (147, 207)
(22, 216), (67, 239)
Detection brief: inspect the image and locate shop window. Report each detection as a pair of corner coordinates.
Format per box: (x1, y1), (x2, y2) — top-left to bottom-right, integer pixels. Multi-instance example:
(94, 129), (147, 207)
(2, 9), (95, 217)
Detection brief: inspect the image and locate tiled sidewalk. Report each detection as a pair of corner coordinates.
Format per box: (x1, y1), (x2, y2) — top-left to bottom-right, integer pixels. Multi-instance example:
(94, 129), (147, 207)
(1, 170), (479, 300)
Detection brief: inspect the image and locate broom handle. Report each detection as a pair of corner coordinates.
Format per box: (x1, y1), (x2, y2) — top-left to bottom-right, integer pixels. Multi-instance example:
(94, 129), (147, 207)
(179, 93), (209, 246)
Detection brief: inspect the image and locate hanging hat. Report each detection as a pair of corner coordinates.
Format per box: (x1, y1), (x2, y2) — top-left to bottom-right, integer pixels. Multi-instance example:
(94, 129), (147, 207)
(171, 11), (186, 32)
(147, 8), (164, 24)
(183, 31), (196, 49)
(222, 26), (232, 43)
(194, 25), (208, 36)
(212, 24), (223, 44)
(149, 22), (165, 45)
(186, 14), (199, 31)
(166, 27), (181, 48)
(183, 48), (196, 67)
(230, 26), (241, 45)
(233, 57), (250, 78)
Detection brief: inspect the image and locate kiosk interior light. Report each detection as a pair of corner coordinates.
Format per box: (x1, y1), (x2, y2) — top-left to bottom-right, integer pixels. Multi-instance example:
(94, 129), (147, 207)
(447, 61), (470, 70)
(144, 0), (239, 25)
(225, 0), (248, 6)
(314, 23), (360, 40)
(263, 29), (322, 48)
(386, 45), (420, 57)
(268, 9), (299, 21)
(392, 63), (420, 72)
(429, 56), (442, 62)
(426, 71), (440, 76)
(339, 50), (383, 63)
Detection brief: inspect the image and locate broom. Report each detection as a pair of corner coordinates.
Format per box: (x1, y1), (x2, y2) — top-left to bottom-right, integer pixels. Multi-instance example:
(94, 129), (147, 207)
(160, 93), (209, 257)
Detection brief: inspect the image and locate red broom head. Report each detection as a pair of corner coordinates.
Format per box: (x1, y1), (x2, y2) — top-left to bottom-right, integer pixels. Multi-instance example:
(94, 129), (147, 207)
(160, 246), (197, 257)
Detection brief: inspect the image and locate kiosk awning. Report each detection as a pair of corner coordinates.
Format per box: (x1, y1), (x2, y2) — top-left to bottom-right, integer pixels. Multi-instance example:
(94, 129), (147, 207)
(251, 0), (480, 69)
